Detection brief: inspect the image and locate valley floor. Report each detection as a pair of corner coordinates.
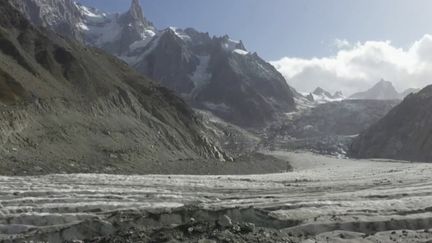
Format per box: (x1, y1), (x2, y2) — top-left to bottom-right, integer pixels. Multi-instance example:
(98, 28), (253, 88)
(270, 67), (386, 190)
(1, 152), (432, 242)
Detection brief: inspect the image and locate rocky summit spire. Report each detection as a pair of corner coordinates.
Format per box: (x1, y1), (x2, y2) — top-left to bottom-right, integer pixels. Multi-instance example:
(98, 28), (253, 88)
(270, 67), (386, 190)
(129, 0), (145, 21)
(120, 0), (153, 29)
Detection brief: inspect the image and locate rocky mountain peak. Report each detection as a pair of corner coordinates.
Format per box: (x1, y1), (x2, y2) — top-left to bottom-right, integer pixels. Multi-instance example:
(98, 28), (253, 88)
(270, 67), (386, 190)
(130, 0), (142, 15)
(349, 79), (400, 100)
(121, 0), (152, 28)
(376, 79), (393, 88)
(132, 27), (295, 127)
(307, 87), (344, 104)
(313, 87), (332, 97)
(121, 0), (154, 29)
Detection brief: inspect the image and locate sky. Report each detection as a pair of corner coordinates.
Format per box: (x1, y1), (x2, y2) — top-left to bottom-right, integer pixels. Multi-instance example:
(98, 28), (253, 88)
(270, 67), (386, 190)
(78, 0), (432, 94)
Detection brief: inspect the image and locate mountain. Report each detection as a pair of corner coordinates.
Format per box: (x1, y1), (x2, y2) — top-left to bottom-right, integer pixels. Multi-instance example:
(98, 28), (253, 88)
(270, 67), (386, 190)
(81, 0), (156, 56)
(9, 0), (84, 41)
(10, 0), (156, 56)
(0, 0), (228, 175)
(306, 87), (344, 103)
(349, 79), (401, 100)
(349, 85), (432, 162)
(12, 0), (296, 128)
(130, 28), (296, 128)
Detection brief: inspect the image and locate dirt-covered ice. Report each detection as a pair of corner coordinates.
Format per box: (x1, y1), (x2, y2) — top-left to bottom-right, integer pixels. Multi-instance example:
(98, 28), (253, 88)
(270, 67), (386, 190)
(2, 152), (432, 242)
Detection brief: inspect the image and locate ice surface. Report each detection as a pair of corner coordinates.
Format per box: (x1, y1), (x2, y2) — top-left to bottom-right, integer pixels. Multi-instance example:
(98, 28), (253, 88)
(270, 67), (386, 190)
(2, 152), (432, 241)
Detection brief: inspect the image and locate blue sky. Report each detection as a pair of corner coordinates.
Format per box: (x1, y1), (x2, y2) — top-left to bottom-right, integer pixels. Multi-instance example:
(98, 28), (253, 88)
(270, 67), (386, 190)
(78, 0), (432, 60)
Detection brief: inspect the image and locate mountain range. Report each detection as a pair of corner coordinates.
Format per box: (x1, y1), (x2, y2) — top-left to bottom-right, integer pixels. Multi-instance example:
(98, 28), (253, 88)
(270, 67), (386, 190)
(9, 0), (432, 165)
(11, 0), (296, 128)
(0, 0), (230, 175)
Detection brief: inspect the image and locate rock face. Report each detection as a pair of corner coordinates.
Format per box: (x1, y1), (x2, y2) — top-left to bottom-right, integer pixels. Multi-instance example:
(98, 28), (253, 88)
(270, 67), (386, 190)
(0, 0), (228, 175)
(12, 1), (296, 128)
(350, 85), (432, 162)
(349, 79), (401, 100)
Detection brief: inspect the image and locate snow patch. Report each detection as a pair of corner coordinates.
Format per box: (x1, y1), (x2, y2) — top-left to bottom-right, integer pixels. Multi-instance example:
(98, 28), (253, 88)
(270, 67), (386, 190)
(233, 49), (249, 55)
(310, 93), (344, 104)
(76, 22), (89, 31)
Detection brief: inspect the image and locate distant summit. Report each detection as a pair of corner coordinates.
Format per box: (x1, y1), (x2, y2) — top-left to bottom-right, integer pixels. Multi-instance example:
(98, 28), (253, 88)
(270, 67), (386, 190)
(349, 79), (400, 100)
(306, 87), (344, 104)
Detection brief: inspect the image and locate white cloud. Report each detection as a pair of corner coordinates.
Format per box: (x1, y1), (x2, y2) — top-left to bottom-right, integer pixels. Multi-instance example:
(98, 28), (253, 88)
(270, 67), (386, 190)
(333, 39), (351, 49)
(271, 35), (432, 95)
